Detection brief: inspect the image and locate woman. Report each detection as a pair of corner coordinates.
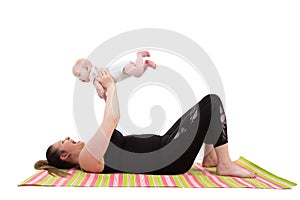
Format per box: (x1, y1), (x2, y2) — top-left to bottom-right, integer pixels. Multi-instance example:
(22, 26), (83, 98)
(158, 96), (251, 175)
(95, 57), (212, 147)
(35, 69), (256, 178)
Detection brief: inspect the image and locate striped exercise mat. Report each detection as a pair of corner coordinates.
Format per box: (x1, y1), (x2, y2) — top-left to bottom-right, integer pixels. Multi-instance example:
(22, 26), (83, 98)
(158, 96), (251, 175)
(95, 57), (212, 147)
(19, 157), (296, 189)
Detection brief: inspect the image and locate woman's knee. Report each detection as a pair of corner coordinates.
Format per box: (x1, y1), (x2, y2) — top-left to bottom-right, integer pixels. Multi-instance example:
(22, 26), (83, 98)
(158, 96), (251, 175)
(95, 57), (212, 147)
(201, 94), (222, 105)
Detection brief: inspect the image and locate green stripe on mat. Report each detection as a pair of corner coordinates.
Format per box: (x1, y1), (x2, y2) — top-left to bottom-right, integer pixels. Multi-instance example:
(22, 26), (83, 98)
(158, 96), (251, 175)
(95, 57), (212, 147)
(225, 177), (243, 188)
(203, 175), (218, 188)
(248, 178), (268, 188)
(47, 176), (58, 185)
(103, 174), (110, 186)
(237, 156), (297, 188)
(130, 174), (135, 187)
(94, 174), (102, 186)
(179, 175), (190, 187)
(219, 176), (235, 188)
(195, 175), (210, 187)
(74, 171), (85, 186)
(156, 175), (163, 187)
(38, 174), (52, 185)
(173, 176), (183, 187)
(65, 171), (80, 186)
(149, 175), (156, 186)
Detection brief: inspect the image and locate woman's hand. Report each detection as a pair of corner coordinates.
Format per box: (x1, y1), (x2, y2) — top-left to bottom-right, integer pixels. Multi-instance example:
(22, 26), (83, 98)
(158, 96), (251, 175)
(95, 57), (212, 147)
(93, 68), (115, 89)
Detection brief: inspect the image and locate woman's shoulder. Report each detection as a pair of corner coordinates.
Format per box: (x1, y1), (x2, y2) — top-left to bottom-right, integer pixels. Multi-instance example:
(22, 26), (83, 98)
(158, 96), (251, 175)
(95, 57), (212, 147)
(78, 148), (104, 173)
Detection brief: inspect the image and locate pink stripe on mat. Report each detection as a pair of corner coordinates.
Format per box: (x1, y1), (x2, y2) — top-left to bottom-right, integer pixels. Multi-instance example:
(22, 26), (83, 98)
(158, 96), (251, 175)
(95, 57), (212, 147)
(118, 174), (123, 185)
(160, 175), (168, 186)
(138, 174), (145, 187)
(61, 170), (78, 186)
(184, 175), (198, 187)
(80, 172), (91, 186)
(144, 174), (150, 187)
(53, 170), (73, 186)
(83, 173), (95, 187)
(189, 175), (205, 188)
(256, 176), (281, 189)
(167, 176), (177, 187)
(88, 174), (98, 187)
(108, 174), (115, 187)
(232, 177), (256, 188)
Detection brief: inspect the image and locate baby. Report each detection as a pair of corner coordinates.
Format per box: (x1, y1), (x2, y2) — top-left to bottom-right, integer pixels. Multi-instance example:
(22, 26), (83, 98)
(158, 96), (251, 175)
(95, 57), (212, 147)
(72, 51), (156, 100)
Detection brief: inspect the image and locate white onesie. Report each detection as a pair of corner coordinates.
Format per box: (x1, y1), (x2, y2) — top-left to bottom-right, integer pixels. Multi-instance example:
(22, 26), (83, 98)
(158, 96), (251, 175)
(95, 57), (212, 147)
(89, 60), (133, 83)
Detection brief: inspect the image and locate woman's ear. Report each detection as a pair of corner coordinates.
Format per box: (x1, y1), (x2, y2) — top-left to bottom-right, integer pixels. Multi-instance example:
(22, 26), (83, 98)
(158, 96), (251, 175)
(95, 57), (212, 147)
(60, 152), (71, 161)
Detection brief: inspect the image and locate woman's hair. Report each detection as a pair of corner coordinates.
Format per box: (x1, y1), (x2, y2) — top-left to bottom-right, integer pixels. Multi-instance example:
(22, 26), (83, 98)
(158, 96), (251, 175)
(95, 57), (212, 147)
(34, 145), (77, 178)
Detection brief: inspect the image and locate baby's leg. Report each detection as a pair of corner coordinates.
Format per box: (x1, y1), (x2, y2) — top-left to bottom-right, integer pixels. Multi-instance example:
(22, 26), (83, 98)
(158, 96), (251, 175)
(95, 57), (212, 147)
(124, 61), (157, 78)
(123, 63), (145, 77)
(145, 60), (157, 69)
(136, 51), (150, 66)
(124, 51), (156, 78)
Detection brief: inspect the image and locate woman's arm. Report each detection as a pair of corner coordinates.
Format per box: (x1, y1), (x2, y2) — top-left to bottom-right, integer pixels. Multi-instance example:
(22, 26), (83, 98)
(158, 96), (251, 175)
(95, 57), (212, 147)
(79, 69), (120, 173)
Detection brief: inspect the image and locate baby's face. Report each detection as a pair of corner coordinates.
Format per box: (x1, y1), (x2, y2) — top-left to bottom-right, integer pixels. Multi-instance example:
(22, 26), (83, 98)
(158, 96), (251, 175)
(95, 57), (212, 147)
(76, 66), (91, 82)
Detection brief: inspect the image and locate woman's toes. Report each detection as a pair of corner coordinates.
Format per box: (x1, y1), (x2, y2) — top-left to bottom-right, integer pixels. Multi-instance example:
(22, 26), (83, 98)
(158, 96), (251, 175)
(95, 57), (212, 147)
(216, 163), (257, 178)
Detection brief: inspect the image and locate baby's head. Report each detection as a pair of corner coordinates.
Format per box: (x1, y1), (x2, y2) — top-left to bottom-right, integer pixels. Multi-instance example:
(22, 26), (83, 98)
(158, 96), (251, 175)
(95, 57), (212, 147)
(72, 58), (93, 82)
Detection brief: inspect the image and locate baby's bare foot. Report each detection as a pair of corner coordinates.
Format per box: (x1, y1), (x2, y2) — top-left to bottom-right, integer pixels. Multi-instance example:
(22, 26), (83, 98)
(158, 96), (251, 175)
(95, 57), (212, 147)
(137, 51), (150, 57)
(202, 150), (218, 167)
(216, 163), (256, 178)
(145, 60), (156, 69)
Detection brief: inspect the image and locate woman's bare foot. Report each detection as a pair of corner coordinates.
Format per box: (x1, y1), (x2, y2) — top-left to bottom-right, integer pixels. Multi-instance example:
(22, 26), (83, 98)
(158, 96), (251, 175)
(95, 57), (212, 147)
(216, 162), (256, 178)
(202, 149), (218, 167)
(137, 51), (150, 57)
(145, 60), (156, 69)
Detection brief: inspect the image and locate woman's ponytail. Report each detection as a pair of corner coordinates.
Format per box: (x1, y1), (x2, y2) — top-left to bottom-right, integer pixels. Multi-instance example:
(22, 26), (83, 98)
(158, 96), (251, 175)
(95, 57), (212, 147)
(34, 160), (71, 178)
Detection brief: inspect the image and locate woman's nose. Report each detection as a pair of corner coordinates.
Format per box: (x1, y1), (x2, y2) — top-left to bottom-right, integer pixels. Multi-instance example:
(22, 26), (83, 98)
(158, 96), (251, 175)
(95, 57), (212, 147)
(65, 137), (70, 140)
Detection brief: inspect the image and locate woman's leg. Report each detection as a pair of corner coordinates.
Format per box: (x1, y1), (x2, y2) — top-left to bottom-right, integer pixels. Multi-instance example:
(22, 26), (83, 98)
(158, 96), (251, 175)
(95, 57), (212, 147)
(202, 144), (218, 167)
(156, 94), (256, 178)
(154, 94), (221, 174)
(201, 97), (256, 178)
(215, 144), (256, 178)
(202, 96), (228, 167)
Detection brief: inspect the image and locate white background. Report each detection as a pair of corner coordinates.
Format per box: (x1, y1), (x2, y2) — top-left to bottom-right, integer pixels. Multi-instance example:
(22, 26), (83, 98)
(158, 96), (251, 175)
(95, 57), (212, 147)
(0, 0), (299, 199)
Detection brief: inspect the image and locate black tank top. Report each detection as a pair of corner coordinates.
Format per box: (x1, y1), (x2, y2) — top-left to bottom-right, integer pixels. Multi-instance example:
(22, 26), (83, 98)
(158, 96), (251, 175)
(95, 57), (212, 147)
(101, 129), (165, 173)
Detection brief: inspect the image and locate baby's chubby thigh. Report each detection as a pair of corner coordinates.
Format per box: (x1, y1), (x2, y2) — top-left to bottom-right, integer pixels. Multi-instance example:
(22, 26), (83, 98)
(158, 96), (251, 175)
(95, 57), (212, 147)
(108, 60), (132, 81)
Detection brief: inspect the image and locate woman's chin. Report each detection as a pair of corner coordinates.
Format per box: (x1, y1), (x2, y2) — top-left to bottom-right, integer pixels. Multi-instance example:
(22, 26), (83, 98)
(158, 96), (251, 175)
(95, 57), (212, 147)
(76, 141), (85, 148)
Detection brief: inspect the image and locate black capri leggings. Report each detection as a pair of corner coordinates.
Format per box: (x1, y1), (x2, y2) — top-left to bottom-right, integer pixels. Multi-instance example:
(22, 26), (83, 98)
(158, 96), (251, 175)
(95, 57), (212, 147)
(102, 94), (228, 174)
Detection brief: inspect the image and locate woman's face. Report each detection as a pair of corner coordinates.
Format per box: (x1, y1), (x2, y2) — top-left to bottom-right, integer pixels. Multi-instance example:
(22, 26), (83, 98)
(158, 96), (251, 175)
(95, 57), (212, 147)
(53, 137), (84, 154)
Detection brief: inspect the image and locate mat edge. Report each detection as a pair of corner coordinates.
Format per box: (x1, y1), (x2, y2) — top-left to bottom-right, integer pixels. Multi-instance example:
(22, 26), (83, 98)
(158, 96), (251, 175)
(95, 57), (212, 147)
(239, 156), (297, 187)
